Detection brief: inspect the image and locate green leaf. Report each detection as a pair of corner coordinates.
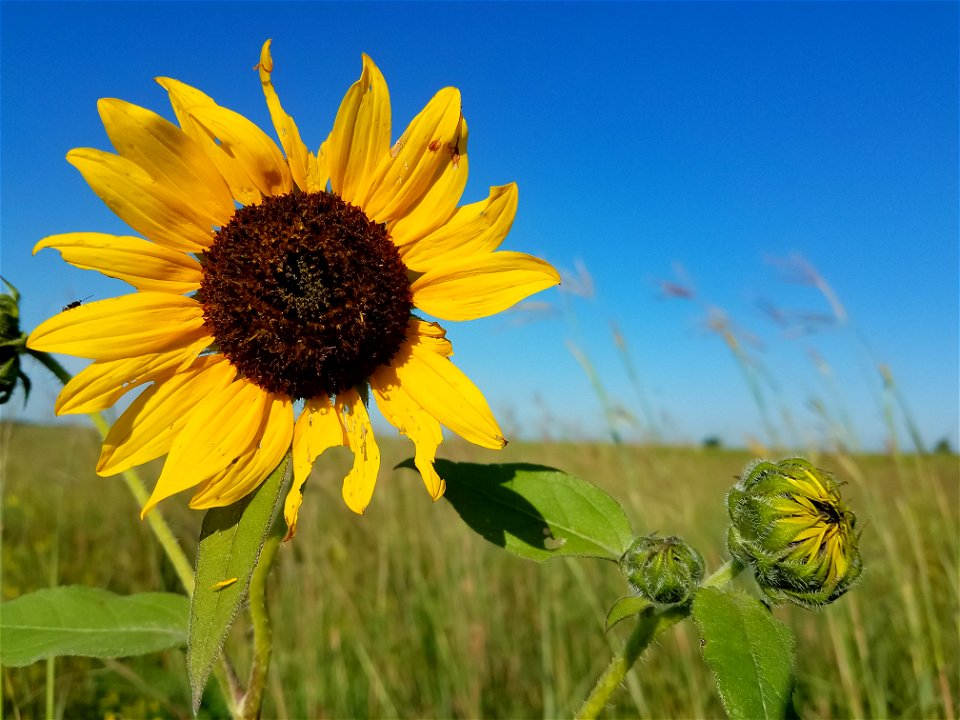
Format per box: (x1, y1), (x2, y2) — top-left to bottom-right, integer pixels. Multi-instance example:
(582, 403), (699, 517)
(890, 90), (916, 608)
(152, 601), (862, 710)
(401, 459), (633, 562)
(0, 586), (188, 666)
(692, 587), (796, 720)
(187, 454), (290, 712)
(605, 595), (651, 632)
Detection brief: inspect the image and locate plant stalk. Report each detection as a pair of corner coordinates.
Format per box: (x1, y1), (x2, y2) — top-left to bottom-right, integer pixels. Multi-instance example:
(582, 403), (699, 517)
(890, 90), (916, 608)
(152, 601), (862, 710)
(237, 520), (284, 719)
(576, 606), (687, 720)
(575, 560), (744, 719)
(703, 558), (742, 588)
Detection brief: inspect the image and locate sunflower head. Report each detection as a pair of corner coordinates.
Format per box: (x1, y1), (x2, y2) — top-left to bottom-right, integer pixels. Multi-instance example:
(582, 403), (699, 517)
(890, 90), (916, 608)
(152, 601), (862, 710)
(201, 191), (412, 400)
(25, 40), (560, 530)
(727, 458), (863, 607)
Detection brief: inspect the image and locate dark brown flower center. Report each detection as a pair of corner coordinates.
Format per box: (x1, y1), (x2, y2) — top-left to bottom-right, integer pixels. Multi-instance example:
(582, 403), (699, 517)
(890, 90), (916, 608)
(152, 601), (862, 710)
(200, 192), (412, 400)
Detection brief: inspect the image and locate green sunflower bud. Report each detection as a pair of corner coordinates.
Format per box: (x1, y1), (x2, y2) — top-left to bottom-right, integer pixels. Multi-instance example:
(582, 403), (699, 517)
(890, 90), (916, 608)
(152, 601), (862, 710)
(0, 278), (31, 405)
(620, 534), (705, 605)
(727, 458), (862, 607)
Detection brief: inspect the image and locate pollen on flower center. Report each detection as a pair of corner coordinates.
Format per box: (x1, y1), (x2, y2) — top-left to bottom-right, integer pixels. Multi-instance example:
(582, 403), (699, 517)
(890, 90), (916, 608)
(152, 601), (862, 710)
(201, 192), (412, 400)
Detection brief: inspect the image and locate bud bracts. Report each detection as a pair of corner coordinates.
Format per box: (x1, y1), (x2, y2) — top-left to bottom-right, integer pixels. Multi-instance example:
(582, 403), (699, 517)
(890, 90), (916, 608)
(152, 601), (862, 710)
(620, 534), (705, 605)
(727, 458), (862, 607)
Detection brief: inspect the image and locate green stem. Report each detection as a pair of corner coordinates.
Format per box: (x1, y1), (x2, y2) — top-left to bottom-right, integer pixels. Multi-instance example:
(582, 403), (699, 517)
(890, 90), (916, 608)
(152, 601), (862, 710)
(576, 606), (687, 720)
(27, 348), (72, 386)
(237, 522), (284, 719)
(702, 558), (743, 588)
(44, 657), (55, 720)
(45, 501), (59, 720)
(576, 560), (744, 720)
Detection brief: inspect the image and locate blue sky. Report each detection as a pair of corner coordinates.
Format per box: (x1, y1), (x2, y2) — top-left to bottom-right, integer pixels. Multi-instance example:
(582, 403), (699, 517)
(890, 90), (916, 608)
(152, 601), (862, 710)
(2, 1), (957, 451)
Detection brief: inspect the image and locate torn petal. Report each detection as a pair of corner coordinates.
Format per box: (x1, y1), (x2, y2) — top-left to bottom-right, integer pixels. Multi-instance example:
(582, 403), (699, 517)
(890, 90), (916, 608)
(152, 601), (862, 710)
(337, 389), (380, 515)
(285, 395), (347, 538)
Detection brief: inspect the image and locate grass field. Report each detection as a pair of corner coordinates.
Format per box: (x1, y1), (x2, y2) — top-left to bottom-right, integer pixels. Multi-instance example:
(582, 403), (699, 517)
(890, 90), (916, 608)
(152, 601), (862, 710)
(1, 420), (957, 718)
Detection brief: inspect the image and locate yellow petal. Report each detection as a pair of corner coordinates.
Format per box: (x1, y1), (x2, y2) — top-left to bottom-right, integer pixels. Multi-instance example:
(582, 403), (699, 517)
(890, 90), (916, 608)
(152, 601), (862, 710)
(371, 367), (445, 500)
(409, 318), (453, 357)
(388, 119), (468, 248)
(143, 377), (272, 516)
(327, 53), (392, 206)
(35, 233), (202, 294)
(67, 148), (215, 252)
(155, 76), (219, 138)
(27, 292), (208, 360)
(285, 395), (347, 538)
(390, 332), (505, 450)
(397, 183), (518, 272)
(411, 251), (561, 321)
(55, 333), (210, 415)
(362, 87), (464, 223)
(190, 394), (294, 509)
(156, 76), (264, 206)
(97, 98), (235, 227)
(257, 40), (326, 193)
(186, 103), (292, 199)
(337, 389), (380, 515)
(97, 355), (234, 476)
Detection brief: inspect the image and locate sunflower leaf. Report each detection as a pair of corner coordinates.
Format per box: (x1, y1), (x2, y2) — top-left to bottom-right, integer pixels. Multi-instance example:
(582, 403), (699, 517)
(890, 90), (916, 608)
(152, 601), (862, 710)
(0, 586), (188, 666)
(692, 587), (797, 720)
(187, 455), (290, 713)
(400, 459), (633, 562)
(605, 595), (652, 632)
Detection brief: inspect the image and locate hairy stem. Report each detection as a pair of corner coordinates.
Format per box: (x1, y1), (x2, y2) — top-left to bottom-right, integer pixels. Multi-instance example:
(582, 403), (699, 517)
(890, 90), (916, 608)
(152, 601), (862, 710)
(575, 606), (687, 720)
(576, 560), (744, 719)
(703, 558), (743, 588)
(238, 521), (284, 719)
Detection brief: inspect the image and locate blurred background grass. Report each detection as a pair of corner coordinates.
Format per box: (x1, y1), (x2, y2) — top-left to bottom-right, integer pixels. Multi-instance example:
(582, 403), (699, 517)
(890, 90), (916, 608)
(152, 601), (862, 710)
(2, 420), (956, 718)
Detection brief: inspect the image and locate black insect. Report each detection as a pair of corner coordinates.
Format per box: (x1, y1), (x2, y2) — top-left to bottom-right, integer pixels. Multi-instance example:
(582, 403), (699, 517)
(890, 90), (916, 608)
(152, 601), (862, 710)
(62, 295), (92, 312)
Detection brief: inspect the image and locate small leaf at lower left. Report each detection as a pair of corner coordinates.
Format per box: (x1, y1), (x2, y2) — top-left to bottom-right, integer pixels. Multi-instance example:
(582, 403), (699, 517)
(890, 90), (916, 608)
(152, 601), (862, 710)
(0, 586), (188, 666)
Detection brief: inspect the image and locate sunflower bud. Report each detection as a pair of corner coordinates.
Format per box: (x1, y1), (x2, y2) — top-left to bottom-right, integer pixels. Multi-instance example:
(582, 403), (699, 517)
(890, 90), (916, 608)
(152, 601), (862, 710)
(620, 534), (705, 605)
(0, 278), (31, 405)
(727, 458), (862, 607)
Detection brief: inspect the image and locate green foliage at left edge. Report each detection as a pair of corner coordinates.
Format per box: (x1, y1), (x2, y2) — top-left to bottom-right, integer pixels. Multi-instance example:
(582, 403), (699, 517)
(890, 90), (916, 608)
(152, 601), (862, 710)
(692, 586), (797, 720)
(0, 586), (188, 666)
(400, 459), (634, 562)
(187, 454), (290, 712)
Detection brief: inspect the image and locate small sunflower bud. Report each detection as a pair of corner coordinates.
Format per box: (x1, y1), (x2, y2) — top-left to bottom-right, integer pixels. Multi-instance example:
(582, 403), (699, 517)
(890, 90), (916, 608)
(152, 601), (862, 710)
(620, 534), (705, 605)
(727, 458), (862, 607)
(0, 278), (31, 405)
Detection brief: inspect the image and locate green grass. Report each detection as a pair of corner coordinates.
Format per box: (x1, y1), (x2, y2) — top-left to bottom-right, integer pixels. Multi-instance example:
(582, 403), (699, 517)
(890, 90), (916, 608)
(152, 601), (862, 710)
(2, 421), (957, 718)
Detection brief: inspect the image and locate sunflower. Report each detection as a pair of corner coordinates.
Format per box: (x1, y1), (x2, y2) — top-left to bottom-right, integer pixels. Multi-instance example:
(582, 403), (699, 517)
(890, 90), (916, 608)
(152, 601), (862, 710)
(27, 41), (559, 535)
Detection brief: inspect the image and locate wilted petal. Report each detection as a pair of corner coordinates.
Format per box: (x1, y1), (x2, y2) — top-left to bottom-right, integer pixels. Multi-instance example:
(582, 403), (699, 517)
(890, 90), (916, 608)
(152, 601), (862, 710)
(337, 389), (380, 515)
(371, 366), (445, 499)
(285, 395), (347, 538)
